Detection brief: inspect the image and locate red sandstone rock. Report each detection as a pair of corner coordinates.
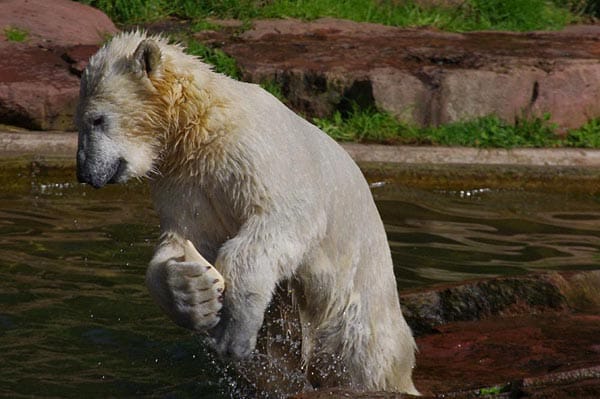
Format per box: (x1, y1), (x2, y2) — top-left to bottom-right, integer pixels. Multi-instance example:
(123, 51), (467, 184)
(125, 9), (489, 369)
(197, 18), (600, 129)
(0, 0), (117, 130)
(0, 0), (117, 46)
(0, 42), (81, 130)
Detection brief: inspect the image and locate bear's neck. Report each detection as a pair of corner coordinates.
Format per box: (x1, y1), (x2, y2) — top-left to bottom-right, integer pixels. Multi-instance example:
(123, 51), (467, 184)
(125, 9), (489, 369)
(155, 72), (236, 179)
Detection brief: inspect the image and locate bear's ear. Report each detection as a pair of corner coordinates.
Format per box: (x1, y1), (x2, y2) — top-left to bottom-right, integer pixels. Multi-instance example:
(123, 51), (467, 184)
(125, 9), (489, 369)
(132, 39), (162, 79)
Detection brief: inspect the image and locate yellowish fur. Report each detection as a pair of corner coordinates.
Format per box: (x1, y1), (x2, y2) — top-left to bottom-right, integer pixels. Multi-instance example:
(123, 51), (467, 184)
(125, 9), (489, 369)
(77, 31), (419, 397)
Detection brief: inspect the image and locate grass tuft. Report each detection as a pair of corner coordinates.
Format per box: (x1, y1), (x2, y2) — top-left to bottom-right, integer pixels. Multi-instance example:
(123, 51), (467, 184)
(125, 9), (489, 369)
(314, 107), (600, 148)
(315, 105), (416, 143)
(185, 40), (240, 79)
(451, 0), (574, 31)
(259, 80), (286, 102)
(565, 118), (600, 148)
(4, 26), (28, 42)
(423, 114), (560, 148)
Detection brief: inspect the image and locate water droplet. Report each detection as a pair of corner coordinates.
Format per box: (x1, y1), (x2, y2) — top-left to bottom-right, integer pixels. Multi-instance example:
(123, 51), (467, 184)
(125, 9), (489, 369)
(369, 181), (386, 188)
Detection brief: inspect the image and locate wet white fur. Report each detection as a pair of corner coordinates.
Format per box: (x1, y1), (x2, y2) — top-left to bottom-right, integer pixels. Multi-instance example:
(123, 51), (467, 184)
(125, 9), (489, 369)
(80, 31), (419, 395)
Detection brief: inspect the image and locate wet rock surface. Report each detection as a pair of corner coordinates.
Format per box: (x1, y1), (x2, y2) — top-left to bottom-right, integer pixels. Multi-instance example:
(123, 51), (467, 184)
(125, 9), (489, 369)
(293, 271), (600, 398)
(0, 0), (117, 130)
(414, 313), (600, 397)
(407, 271), (600, 397)
(197, 19), (600, 129)
(400, 274), (569, 336)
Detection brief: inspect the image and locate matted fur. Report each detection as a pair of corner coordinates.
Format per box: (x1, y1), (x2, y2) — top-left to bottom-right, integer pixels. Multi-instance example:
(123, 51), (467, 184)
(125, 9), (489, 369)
(76, 31), (419, 397)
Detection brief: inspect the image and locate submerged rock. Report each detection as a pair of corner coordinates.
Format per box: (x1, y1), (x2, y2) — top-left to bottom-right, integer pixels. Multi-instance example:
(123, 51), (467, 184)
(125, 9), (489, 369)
(400, 273), (572, 336)
(292, 271), (600, 398)
(414, 313), (600, 397)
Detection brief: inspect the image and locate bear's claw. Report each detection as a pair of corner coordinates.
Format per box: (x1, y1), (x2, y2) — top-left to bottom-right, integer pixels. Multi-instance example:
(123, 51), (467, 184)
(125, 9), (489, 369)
(164, 240), (225, 331)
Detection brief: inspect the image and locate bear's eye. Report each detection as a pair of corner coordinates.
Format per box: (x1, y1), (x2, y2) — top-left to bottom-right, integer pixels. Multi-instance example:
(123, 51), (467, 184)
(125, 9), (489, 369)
(92, 116), (104, 127)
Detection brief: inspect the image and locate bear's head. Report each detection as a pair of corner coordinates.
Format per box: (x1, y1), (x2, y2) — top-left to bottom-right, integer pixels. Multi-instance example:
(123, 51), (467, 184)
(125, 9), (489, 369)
(76, 32), (176, 188)
(76, 31), (232, 188)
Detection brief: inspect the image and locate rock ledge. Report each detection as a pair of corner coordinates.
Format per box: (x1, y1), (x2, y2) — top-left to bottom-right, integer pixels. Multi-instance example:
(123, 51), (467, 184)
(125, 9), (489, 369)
(198, 19), (600, 129)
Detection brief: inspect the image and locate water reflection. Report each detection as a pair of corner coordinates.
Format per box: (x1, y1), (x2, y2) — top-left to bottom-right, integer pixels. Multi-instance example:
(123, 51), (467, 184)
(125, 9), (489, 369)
(0, 181), (227, 398)
(374, 185), (600, 289)
(0, 175), (598, 397)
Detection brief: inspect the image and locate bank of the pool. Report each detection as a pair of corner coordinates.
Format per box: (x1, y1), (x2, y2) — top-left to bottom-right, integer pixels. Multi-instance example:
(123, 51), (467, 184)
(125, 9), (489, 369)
(3, 130), (599, 193)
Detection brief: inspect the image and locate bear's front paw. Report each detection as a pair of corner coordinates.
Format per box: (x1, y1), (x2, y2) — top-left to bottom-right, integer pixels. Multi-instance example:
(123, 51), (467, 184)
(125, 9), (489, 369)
(165, 240), (225, 331)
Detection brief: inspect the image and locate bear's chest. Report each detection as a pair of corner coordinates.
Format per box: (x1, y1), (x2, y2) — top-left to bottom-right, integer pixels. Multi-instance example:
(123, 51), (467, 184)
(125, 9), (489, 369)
(150, 180), (241, 263)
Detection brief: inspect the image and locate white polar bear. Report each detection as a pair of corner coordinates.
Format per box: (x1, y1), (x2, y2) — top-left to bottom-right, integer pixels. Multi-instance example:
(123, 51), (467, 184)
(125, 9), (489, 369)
(75, 31), (418, 396)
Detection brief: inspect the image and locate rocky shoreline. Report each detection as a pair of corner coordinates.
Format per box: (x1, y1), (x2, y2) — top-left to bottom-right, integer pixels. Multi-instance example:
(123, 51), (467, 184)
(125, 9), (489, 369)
(3, 127), (599, 193)
(1, 1), (599, 398)
(2, 0), (600, 133)
(195, 19), (600, 130)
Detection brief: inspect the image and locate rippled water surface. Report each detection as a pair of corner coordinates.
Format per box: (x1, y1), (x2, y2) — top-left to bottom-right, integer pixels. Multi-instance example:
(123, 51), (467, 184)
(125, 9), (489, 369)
(1, 168), (598, 397)
(373, 184), (600, 290)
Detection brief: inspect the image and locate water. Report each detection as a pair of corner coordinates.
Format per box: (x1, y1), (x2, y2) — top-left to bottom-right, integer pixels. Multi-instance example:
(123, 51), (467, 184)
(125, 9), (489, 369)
(0, 166), (598, 397)
(373, 183), (600, 290)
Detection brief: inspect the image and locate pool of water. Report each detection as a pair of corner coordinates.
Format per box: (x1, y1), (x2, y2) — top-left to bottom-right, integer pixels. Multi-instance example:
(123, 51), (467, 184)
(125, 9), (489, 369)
(373, 183), (600, 290)
(0, 166), (598, 397)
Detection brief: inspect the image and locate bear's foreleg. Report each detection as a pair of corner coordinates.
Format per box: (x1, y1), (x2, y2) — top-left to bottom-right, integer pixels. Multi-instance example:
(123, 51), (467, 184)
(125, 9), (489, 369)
(209, 215), (306, 359)
(146, 233), (225, 331)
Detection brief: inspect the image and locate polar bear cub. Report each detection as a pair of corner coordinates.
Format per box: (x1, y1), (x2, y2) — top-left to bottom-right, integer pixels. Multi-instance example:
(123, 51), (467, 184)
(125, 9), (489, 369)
(76, 31), (418, 396)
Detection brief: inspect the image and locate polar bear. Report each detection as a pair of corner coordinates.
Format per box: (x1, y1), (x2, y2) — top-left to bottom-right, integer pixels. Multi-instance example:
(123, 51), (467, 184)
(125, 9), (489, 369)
(76, 31), (418, 396)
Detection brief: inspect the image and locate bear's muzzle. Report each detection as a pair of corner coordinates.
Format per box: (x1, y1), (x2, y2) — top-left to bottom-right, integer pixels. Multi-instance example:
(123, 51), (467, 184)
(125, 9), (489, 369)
(77, 150), (126, 189)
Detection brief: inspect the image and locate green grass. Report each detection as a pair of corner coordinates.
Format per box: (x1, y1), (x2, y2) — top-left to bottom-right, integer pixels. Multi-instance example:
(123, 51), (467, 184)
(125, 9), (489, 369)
(78, 0), (580, 32)
(259, 80), (286, 102)
(255, 0), (574, 31)
(555, 0), (600, 17)
(185, 40), (241, 79)
(478, 384), (507, 395)
(314, 107), (600, 148)
(459, 0), (574, 31)
(423, 113), (561, 148)
(315, 105), (416, 143)
(184, 41), (285, 101)
(3, 26), (28, 42)
(564, 118), (600, 148)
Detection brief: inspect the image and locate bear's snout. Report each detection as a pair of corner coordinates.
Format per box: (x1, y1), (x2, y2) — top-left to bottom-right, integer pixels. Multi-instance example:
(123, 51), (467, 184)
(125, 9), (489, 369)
(77, 153), (125, 189)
